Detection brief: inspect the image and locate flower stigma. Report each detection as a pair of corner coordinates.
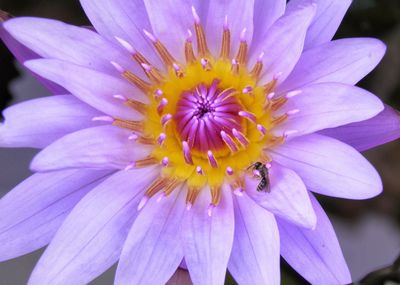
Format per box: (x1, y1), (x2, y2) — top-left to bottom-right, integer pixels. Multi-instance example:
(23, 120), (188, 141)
(110, 7), (297, 210)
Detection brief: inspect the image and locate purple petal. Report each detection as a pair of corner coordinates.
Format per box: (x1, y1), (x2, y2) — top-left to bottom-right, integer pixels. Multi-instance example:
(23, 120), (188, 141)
(303, 0), (352, 49)
(274, 83), (384, 137)
(25, 59), (146, 120)
(320, 105), (400, 152)
(115, 188), (186, 285)
(278, 38), (387, 93)
(0, 95), (102, 148)
(28, 168), (159, 285)
(143, 0), (199, 62)
(228, 194), (280, 285)
(0, 18), (64, 94)
(182, 184), (234, 285)
(30, 125), (153, 171)
(246, 162), (316, 229)
(4, 17), (142, 76)
(80, 0), (162, 68)
(271, 134), (382, 199)
(1, 18), (35, 61)
(278, 193), (352, 284)
(250, 0), (285, 55)
(0, 169), (111, 262)
(205, 0), (255, 56)
(250, 0), (316, 84)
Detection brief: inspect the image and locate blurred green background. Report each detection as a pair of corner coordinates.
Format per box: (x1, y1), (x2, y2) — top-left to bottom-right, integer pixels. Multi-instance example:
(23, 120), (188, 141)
(0, 0), (399, 284)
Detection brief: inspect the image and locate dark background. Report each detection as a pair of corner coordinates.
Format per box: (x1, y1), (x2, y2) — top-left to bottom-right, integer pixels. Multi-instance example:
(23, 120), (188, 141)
(0, 0), (399, 284)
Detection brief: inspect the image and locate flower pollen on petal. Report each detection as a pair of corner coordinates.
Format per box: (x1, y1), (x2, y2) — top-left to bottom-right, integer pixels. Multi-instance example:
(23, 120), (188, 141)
(107, 13), (296, 208)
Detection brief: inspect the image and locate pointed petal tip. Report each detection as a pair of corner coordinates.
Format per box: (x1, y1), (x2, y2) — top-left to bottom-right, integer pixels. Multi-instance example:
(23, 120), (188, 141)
(137, 196), (149, 211)
(114, 36), (135, 54)
(191, 6), (200, 24)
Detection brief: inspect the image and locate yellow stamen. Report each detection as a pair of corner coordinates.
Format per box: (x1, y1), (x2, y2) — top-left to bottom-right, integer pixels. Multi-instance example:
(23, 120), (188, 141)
(143, 65), (165, 83)
(220, 28), (231, 59)
(137, 136), (155, 145)
(195, 23), (210, 57)
(250, 61), (263, 78)
(264, 79), (278, 94)
(271, 114), (288, 126)
(185, 41), (196, 63)
(123, 71), (152, 93)
(125, 99), (147, 114)
(235, 41), (248, 65)
(201, 58), (212, 71)
(271, 97), (288, 111)
(132, 51), (150, 65)
(145, 177), (169, 197)
(163, 178), (182, 196)
(113, 119), (144, 132)
(173, 64), (185, 78)
(186, 186), (201, 206)
(260, 152), (272, 164)
(231, 178), (244, 190)
(210, 185), (222, 206)
(263, 98), (272, 111)
(231, 60), (239, 75)
(154, 40), (176, 67)
(264, 136), (286, 149)
(135, 156), (159, 168)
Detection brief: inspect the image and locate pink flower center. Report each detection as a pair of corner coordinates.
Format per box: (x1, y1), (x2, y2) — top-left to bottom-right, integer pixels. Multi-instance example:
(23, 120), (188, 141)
(174, 80), (243, 152)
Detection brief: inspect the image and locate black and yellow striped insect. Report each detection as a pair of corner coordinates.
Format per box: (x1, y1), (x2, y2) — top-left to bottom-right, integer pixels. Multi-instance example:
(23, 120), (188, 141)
(247, 162), (271, 193)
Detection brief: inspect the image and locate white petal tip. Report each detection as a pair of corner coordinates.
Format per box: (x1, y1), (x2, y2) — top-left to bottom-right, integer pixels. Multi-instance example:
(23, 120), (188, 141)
(186, 29), (193, 41)
(141, 63), (152, 71)
(223, 15), (229, 30)
(258, 52), (265, 61)
(157, 193), (166, 203)
(143, 29), (157, 43)
(240, 28), (247, 42)
(124, 162), (136, 171)
(267, 92), (276, 100)
(128, 133), (139, 141)
(191, 6), (200, 24)
(233, 188), (244, 197)
(287, 109), (300, 116)
(92, 116), (114, 122)
(113, 94), (127, 101)
(137, 196), (149, 211)
(284, 130), (299, 137)
(114, 36), (135, 54)
(286, 90), (302, 98)
(110, 61), (125, 73)
(273, 72), (283, 81)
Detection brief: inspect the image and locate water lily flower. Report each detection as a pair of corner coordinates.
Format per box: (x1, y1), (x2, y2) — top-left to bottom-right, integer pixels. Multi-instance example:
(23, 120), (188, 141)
(0, 0), (399, 284)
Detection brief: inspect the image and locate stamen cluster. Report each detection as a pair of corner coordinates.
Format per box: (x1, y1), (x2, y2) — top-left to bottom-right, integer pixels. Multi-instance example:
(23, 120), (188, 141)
(100, 6), (300, 210)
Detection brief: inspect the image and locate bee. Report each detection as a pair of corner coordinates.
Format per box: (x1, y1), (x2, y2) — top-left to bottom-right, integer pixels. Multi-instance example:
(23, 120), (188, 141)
(247, 162), (270, 192)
